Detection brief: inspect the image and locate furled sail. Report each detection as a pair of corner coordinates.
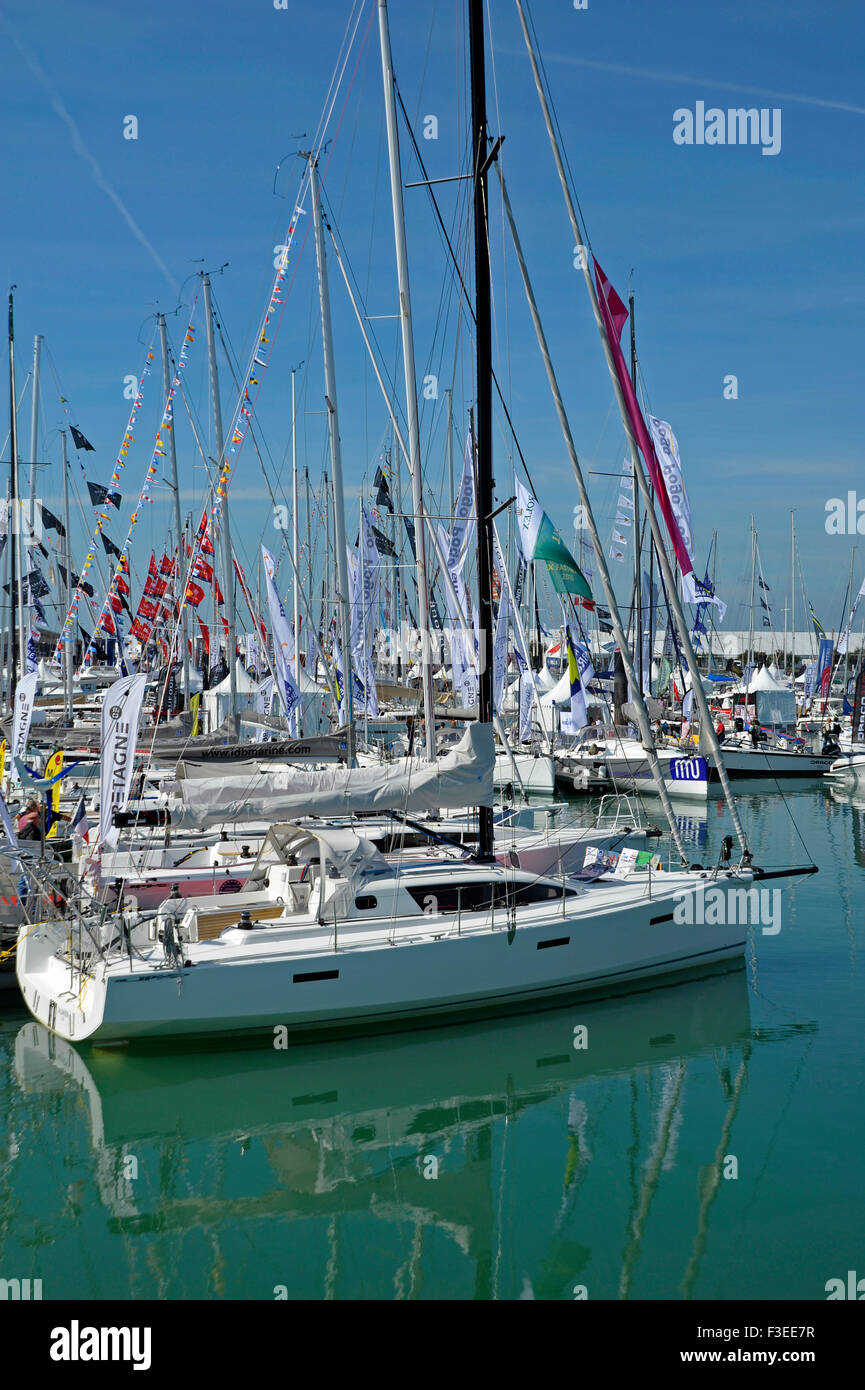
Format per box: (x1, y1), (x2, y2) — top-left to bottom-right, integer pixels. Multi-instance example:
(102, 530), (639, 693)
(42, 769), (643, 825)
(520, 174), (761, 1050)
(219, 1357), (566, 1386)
(166, 721), (494, 827)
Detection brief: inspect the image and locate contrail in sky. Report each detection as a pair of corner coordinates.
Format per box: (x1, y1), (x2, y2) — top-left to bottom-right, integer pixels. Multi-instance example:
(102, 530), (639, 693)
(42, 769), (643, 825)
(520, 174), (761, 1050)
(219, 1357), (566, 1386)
(516, 51), (865, 117)
(4, 21), (179, 292)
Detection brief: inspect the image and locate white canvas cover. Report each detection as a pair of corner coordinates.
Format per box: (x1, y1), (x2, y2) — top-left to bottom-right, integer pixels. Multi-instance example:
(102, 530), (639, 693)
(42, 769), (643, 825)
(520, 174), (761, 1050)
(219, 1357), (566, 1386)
(168, 721), (495, 827)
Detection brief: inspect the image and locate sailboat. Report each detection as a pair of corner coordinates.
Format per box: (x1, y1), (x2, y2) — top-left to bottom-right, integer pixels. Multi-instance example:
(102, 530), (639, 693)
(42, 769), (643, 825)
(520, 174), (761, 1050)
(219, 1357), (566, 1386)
(15, 0), (813, 1048)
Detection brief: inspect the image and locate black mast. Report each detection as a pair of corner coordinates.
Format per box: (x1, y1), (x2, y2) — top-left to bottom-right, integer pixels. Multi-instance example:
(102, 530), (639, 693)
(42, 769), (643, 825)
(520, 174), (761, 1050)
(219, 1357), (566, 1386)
(469, 0), (494, 861)
(7, 290), (20, 709)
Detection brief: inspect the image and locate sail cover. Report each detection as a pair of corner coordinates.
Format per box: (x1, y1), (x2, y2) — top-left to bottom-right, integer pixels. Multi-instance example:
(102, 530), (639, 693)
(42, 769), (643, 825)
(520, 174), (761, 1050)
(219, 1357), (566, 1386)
(167, 721), (494, 827)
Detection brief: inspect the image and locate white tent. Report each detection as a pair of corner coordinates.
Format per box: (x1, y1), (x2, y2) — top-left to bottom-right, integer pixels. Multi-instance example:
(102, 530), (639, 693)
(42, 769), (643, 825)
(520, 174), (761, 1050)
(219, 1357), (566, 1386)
(748, 665), (791, 694)
(202, 659), (259, 728)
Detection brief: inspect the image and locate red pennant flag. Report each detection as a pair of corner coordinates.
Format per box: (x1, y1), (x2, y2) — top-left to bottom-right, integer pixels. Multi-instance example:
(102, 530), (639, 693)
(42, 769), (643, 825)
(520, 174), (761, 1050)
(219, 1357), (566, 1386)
(117, 575), (130, 596)
(159, 553), (176, 577)
(197, 509), (214, 555)
(99, 610), (116, 635)
(138, 597), (159, 621)
(192, 556), (213, 583)
(185, 580), (205, 607)
(593, 257), (693, 581)
(198, 616), (210, 654)
(130, 618), (152, 642)
(144, 573), (167, 599)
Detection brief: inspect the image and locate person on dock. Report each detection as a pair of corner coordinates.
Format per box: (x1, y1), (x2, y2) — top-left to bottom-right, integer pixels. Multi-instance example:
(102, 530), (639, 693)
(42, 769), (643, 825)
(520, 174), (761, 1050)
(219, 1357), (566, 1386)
(16, 800), (42, 841)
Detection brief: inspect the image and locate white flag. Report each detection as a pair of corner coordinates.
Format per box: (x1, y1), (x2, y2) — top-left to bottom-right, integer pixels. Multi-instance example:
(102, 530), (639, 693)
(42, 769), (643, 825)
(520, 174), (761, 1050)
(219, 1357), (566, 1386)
(261, 546), (301, 731)
(254, 675), (274, 741)
(838, 575), (865, 655)
(519, 672), (536, 741)
(493, 589), (510, 712)
(447, 432), (476, 574)
(11, 671), (38, 783)
(648, 416), (694, 563)
(99, 672), (147, 848)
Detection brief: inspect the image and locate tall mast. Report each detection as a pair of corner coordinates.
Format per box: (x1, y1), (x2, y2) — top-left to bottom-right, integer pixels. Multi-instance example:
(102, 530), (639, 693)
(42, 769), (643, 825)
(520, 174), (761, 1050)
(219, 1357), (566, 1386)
(795, 514), (801, 681)
(468, 0), (494, 860)
(747, 515), (756, 672)
(291, 365), (301, 732)
(629, 287), (642, 693)
(378, 0), (436, 760)
(839, 544), (855, 700)
(707, 529), (718, 675)
(308, 154), (353, 735)
(323, 469), (331, 649)
(7, 291), (24, 704)
(515, 0), (749, 859)
(202, 271), (237, 726)
(158, 312), (190, 706)
(446, 387), (455, 507)
(28, 334), (41, 513)
(60, 429), (74, 722)
(304, 465), (312, 673)
(395, 450), (403, 680)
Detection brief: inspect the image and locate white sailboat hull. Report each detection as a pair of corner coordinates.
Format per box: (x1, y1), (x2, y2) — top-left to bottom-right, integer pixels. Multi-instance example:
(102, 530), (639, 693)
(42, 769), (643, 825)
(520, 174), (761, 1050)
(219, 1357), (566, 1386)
(17, 873), (752, 1044)
(826, 751), (865, 784)
(493, 749), (556, 793)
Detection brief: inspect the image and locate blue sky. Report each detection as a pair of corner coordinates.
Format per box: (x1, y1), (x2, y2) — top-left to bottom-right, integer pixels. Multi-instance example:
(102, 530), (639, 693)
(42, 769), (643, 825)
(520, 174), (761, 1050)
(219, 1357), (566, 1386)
(1, 0), (863, 643)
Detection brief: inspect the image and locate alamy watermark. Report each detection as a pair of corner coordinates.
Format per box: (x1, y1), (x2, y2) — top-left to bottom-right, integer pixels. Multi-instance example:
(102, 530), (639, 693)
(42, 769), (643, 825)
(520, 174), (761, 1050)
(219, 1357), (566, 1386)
(674, 102), (781, 157)
(673, 883), (781, 934)
(825, 493), (865, 535)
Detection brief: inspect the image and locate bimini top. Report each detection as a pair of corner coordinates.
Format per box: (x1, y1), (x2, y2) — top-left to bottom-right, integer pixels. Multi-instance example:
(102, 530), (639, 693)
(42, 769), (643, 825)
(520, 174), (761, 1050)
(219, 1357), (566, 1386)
(246, 822), (390, 889)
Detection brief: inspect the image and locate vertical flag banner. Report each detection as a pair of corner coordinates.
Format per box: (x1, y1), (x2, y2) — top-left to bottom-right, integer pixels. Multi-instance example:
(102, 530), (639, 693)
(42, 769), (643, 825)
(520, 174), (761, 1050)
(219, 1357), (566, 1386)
(98, 673), (148, 849)
(44, 749), (64, 836)
(519, 671), (534, 742)
(647, 417), (695, 563)
(492, 584), (510, 712)
(12, 672), (39, 781)
(817, 638), (834, 704)
(561, 627), (588, 734)
(852, 664), (865, 745)
(261, 546), (301, 731)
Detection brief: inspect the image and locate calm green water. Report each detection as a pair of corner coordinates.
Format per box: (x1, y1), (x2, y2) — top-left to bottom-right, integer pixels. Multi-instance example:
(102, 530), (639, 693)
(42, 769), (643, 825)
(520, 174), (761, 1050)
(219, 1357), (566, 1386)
(1, 782), (863, 1301)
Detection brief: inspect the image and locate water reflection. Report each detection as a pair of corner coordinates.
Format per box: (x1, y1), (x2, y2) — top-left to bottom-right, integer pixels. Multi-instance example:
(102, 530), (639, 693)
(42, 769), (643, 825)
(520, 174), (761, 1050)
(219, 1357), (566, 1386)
(8, 967), (792, 1300)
